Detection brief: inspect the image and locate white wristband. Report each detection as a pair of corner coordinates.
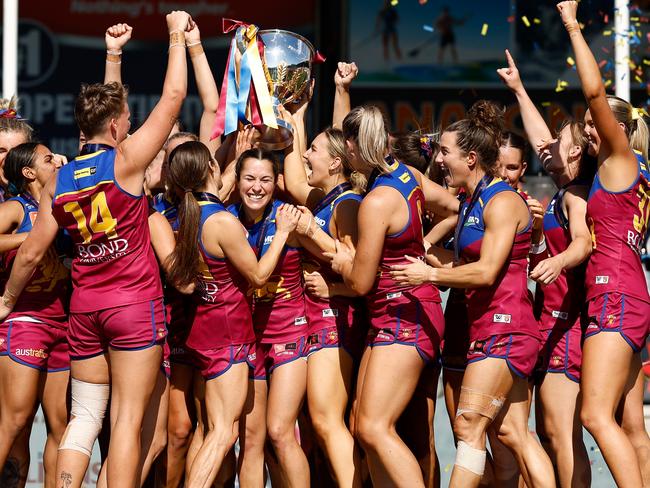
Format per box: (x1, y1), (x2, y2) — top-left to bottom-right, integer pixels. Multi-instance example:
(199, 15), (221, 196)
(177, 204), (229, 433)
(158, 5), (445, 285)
(530, 236), (547, 255)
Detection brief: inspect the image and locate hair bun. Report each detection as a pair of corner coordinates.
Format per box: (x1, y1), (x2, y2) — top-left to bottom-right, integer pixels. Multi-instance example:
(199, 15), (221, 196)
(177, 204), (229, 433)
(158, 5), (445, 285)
(467, 100), (505, 142)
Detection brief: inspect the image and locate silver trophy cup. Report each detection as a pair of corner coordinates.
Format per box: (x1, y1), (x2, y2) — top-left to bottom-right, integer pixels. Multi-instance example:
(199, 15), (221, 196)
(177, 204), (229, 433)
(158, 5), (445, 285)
(237, 29), (314, 150)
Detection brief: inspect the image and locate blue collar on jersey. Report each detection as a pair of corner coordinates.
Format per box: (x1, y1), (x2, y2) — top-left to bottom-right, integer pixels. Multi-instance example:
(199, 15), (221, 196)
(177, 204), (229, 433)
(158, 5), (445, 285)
(453, 174), (494, 263)
(80, 143), (114, 156)
(312, 182), (353, 216)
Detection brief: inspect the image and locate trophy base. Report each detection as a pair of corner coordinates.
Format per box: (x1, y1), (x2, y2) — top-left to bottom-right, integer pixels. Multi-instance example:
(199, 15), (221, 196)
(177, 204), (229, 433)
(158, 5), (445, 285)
(258, 118), (294, 151)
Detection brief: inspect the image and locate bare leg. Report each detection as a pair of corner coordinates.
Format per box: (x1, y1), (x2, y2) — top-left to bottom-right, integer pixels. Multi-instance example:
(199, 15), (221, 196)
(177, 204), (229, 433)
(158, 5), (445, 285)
(307, 347), (360, 488)
(237, 379), (268, 488)
(186, 362), (248, 487)
(581, 333), (641, 487)
(267, 359), (309, 488)
(536, 373), (590, 487)
(185, 373), (205, 476)
(164, 362), (195, 488)
(356, 344), (426, 487)
(39, 370), (70, 488)
(56, 354), (109, 488)
(138, 371), (169, 486)
(618, 354), (650, 487)
(105, 346), (161, 487)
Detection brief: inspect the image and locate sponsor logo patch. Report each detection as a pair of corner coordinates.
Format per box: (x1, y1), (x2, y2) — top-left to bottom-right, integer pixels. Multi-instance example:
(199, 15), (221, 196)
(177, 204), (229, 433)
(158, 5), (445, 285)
(551, 310), (569, 320)
(386, 291), (402, 300)
(14, 348), (48, 358)
(73, 166), (97, 179)
(294, 316), (307, 326)
(322, 308), (339, 318)
(493, 313), (511, 324)
(595, 275), (609, 284)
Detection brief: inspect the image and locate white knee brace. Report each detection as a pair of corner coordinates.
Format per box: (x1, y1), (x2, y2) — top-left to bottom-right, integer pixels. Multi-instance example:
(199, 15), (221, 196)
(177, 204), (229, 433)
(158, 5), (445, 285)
(58, 378), (109, 457)
(455, 440), (487, 476)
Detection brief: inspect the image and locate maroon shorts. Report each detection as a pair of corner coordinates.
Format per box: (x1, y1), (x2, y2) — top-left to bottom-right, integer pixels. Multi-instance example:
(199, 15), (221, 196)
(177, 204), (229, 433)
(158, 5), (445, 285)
(5, 319), (69, 372)
(534, 323), (582, 382)
(305, 324), (364, 358)
(467, 333), (541, 378)
(367, 299), (444, 364)
(161, 342), (171, 379)
(68, 299), (167, 359)
(586, 293), (650, 352)
(0, 319), (8, 355)
(188, 343), (252, 380)
(441, 291), (470, 371)
(248, 337), (306, 380)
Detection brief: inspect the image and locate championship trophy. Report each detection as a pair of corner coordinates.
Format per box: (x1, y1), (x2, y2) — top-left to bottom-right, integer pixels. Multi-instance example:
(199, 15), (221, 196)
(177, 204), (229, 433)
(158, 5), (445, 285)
(212, 20), (322, 150)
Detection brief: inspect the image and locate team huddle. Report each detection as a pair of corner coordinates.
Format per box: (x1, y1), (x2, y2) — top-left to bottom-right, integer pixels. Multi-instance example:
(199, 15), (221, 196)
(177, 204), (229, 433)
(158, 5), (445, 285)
(0, 2), (648, 488)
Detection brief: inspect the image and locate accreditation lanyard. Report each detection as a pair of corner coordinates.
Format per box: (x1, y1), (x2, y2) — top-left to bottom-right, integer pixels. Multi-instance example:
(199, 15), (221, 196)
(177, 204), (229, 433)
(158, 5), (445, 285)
(453, 175), (493, 263)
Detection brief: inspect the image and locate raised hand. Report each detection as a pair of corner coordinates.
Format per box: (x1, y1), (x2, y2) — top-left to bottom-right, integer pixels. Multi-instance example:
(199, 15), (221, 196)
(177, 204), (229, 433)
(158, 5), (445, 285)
(105, 23), (133, 51)
(185, 19), (201, 44)
(527, 198), (546, 231)
(166, 10), (194, 33)
(334, 62), (359, 90)
(295, 205), (316, 236)
(557, 1), (579, 27)
(496, 49), (523, 93)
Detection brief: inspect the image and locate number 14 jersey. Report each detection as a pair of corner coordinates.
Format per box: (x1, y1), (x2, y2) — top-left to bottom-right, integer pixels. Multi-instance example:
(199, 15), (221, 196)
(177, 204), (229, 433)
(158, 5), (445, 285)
(52, 147), (162, 313)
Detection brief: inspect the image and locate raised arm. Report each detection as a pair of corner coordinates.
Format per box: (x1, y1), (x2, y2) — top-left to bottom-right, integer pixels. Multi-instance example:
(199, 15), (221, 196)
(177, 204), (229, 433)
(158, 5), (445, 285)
(185, 21), (221, 155)
(280, 107), (324, 207)
(558, 1), (634, 166)
(117, 11), (190, 189)
(104, 23), (132, 84)
(497, 49), (552, 152)
(217, 204), (300, 287)
(332, 62), (358, 129)
(0, 180), (59, 320)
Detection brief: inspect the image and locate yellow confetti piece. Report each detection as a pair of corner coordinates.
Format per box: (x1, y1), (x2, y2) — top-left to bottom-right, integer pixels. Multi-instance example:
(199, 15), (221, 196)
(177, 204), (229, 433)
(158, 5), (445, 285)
(522, 16), (531, 27)
(579, 22), (585, 29)
(444, 464), (451, 473)
(390, 0), (398, 5)
(604, 79), (612, 87)
(555, 79), (569, 92)
(534, 18), (541, 24)
(603, 30), (612, 36)
(631, 16), (640, 21)
(567, 57), (575, 66)
(629, 60), (637, 69)
(541, 101), (551, 107)
(643, 59), (650, 65)
(636, 75), (643, 83)
(481, 23), (488, 36)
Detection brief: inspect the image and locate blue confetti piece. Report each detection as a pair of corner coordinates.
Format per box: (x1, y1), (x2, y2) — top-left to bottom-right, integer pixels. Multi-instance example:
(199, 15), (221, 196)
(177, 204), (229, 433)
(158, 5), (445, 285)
(423, 24), (434, 32)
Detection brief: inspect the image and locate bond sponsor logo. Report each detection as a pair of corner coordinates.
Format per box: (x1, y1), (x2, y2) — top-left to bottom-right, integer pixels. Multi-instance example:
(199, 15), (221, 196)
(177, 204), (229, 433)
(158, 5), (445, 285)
(627, 230), (642, 254)
(77, 238), (129, 261)
(386, 291), (402, 300)
(595, 275), (609, 284)
(464, 215), (480, 227)
(322, 308), (339, 318)
(315, 216), (326, 228)
(264, 235), (274, 245)
(551, 310), (569, 320)
(493, 314), (511, 324)
(73, 166), (96, 179)
(294, 316), (307, 326)
(198, 281), (219, 302)
(15, 347), (48, 358)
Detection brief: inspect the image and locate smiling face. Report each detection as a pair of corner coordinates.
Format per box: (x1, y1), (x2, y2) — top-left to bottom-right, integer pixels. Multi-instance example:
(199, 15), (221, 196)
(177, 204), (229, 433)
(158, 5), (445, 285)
(583, 109), (600, 157)
(237, 157), (276, 218)
(497, 145), (526, 189)
(304, 132), (340, 189)
(0, 130), (29, 187)
(436, 130), (472, 188)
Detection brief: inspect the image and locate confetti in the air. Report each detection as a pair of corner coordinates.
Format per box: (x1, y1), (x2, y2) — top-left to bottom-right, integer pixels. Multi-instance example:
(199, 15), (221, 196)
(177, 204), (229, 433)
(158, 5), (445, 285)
(481, 24), (488, 36)
(522, 16), (531, 27)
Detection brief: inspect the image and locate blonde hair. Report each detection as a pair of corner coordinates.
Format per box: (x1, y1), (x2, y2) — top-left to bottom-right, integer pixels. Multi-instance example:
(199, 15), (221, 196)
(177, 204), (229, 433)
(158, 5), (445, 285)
(606, 95), (649, 160)
(0, 96), (33, 141)
(342, 105), (391, 174)
(321, 127), (367, 192)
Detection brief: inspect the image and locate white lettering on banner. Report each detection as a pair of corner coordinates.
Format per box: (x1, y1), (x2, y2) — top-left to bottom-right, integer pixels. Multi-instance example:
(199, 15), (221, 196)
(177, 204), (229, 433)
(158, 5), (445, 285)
(493, 314), (511, 324)
(70, 0), (154, 18)
(77, 238), (129, 261)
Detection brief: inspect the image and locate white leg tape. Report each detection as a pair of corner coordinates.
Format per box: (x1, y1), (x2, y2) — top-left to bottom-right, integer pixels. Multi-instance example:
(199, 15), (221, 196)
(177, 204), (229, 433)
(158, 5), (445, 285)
(58, 378), (110, 457)
(455, 440), (486, 476)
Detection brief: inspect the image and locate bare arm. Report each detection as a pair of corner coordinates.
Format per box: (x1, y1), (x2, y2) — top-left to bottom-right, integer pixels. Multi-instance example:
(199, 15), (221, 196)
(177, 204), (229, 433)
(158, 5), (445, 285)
(148, 209), (175, 272)
(104, 23), (132, 84)
(0, 180), (60, 318)
(529, 185), (591, 284)
(185, 22), (221, 156)
(558, 1), (635, 169)
(0, 233), (28, 253)
(409, 165), (459, 217)
(424, 213), (457, 246)
(117, 11), (191, 191)
(332, 62), (358, 129)
(497, 49), (552, 151)
(0, 200), (29, 252)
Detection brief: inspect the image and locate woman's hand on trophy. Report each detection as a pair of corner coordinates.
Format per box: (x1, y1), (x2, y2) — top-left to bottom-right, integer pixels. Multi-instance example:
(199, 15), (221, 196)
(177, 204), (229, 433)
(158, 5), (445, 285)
(235, 125), (260, 159)
(286, 79), (314, 117)
(334, 62), (358, 91)
(166, 11), (195, 34)
(105, 23), (133, 51)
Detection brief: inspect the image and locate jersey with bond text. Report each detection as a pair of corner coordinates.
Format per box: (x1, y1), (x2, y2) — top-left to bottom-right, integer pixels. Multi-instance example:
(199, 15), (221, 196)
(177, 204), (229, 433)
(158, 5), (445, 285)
(51, 145), (162, 313)
(456, 176), (539, 340)
(586, 151), (650, 303)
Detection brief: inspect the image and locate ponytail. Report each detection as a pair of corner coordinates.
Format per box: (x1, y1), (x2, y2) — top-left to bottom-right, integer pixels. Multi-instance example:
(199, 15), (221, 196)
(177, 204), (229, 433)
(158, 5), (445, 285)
(342, 105), (391, 173)
(606, 95), (649, 160)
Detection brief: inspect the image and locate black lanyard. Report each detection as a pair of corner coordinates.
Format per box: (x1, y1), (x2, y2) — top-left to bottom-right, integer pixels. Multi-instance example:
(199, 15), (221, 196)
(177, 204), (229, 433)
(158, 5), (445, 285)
(194, 192), (222, 205)
(237, 201), (275, 259)
(312, 182), (352, 216)
(80, 143), (114, 156)
(453, 175), (493, 263)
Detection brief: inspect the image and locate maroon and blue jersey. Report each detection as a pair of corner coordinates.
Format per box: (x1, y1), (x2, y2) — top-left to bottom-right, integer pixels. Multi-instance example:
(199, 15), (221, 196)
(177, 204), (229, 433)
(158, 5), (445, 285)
(4, 193), (69, 326)
(456, 176), (539, 340)
(51, 145), (163, 313)
(229, 199), (307, 343)
(366, 160), (441, 318)
(185, 193), (254, 349)
(152, 193), (179, 231)
(304, 183), (364, 334)
(586, 151), (650, 303)
(536, 183), (588, 331)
